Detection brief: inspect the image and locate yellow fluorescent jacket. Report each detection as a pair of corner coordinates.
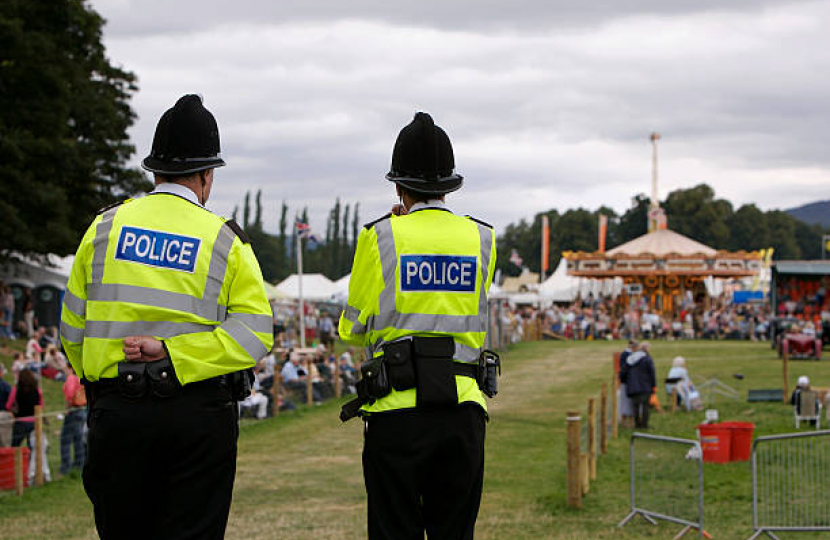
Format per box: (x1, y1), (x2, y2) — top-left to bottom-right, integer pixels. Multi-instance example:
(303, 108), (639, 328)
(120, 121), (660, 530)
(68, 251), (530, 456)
(60, 192), (274, 384)
(338, 207), (496, 414)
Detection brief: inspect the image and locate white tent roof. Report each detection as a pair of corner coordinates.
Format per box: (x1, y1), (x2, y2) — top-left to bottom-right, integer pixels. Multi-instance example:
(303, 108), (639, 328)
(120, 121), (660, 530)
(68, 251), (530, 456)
(276, 273), (338, 302)
(331, 274), (351, 304)
(607, 229), (717, 257)
(539, 259), (579, 302)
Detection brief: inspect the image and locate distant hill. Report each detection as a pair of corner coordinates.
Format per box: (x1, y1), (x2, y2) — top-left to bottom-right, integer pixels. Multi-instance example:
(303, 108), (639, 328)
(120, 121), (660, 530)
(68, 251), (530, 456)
(786, 200), (830, 228)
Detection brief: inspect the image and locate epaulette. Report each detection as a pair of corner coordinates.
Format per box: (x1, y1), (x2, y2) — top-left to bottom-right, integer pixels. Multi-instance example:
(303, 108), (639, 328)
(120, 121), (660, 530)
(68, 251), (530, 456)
(96, 199), (128, 215)
(363, 213), (392, 230)
(224, 219), (251, 244)
(466, 215), (493, 229)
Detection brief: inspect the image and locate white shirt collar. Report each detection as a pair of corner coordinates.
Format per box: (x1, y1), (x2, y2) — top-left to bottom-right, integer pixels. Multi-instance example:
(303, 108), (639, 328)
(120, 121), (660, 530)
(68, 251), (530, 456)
(407, 199), (451, 214)
(151, 182), (203, 207)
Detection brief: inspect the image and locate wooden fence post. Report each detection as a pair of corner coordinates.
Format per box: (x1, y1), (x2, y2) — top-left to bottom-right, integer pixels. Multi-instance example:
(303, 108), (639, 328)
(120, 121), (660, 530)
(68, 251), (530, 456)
(600, 384), (608, 455)
(588, 397), (597, 480)
(34, 405), (43, 487)
(14, 446), (24, 496)
(272, 373), (282, 417)
(611, 374), (619, 440)
(566, 411), (582, 508)
(580, 452), (590, 495)
(335, 357), (342, 398)
(782, 347), (790, 404)
(306, 357), (313, 407)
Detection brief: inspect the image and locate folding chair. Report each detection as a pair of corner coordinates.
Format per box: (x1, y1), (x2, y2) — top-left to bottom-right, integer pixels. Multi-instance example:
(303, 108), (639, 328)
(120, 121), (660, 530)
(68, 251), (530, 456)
(795, 390), (822, 429)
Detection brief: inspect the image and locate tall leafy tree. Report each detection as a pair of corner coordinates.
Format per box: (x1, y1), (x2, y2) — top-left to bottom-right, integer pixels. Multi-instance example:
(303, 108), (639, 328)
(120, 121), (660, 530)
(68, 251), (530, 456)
(0, 0), (151, 257)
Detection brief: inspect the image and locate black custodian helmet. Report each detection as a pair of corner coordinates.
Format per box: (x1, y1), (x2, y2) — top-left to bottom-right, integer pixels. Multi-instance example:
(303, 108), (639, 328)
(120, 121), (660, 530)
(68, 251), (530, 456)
(142, 94), (226, 176)
(386, 112), (463, 195)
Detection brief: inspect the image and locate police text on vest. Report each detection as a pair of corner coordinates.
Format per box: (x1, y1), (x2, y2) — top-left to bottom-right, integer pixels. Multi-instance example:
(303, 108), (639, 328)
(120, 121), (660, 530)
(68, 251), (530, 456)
(115, 226), (201, 273)
(400, 255), (477, 292)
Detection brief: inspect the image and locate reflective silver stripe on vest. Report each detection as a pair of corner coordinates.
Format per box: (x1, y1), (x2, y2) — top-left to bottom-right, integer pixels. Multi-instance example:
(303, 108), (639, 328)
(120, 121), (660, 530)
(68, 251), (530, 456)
(85, 320), (215, 340)
(204, 224), (236, 303)
(371, 219), (492, 335)
(343, 304), (367, 335)
(475, 223), (494, 330)
(374, 219), (398, 326)
(62, 289), (86, 317)
(87, 283), (227, 322)
(220, 318), (268, 361)
(91, 206), (120, 283)
(60, 320), (85, 343)
(227, 312), (272, 335)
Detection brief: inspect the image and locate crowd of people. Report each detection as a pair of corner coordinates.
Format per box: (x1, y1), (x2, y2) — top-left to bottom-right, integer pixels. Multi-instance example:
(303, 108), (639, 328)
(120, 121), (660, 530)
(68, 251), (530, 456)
(496, 297), (774, 344)
(0, 322), (87, 482)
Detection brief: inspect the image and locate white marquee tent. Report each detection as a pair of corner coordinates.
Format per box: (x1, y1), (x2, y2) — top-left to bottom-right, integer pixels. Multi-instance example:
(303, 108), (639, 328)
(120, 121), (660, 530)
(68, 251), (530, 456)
(275, 273), (338, 302)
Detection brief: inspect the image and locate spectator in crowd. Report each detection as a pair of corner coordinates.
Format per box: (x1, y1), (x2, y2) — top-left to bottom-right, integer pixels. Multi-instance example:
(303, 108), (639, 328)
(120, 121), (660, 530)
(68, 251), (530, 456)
(621, 341), (656, 429)
(22, 287), (35, 338)
(790, 375), (820, 425)
(26, 327), (45, 363)
(10, 352), (26, 382)
(42, 345), (68, 381)
(0, 364), (12, 446)
(256, 349), (277, 390)
(318, 311), (335, 350)
(7, 369), (43, 448)
(281, 353), (321, 404)
(0, 283), (14, 340)
(618, 340), (637, 429)
(239, 378), (269, 419)
(60, 364), (86, 474)
(666, 356), (692, 407)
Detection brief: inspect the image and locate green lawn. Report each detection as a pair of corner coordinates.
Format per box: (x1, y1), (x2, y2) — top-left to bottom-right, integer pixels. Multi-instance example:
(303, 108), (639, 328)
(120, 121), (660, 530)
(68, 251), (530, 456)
(1, 339), (828, 539)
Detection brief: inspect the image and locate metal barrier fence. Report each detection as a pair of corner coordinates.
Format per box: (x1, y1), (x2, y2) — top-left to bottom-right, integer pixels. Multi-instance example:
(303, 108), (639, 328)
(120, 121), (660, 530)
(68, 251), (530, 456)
(619, 433), (706, 538)
(748, 430), (830, 540)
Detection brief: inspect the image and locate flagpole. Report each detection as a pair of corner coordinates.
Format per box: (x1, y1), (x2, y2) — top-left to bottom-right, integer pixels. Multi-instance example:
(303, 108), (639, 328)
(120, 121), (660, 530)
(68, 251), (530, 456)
(297, 223), (306, 348)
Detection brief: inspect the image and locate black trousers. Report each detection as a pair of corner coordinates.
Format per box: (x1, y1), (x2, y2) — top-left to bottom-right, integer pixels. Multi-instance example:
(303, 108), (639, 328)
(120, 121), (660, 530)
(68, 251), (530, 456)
(631, 393), (651, 429)
(83, 381), (238, 540)
(363, 404), (486, 540)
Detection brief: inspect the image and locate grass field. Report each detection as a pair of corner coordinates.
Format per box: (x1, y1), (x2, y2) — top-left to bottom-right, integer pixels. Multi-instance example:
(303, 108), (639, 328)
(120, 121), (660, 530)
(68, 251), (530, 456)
(1, 338), (829, 539)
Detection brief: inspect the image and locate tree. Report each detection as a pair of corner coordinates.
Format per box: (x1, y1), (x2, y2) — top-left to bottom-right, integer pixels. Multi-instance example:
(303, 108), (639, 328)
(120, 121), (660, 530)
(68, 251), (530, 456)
(662, 184), (732, 248)
(0, 0), (151, 258)
(726, 204), (770, 251)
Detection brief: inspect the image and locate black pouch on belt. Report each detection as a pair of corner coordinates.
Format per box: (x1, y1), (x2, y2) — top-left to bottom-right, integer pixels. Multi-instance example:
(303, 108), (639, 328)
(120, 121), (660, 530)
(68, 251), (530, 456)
(360, 356), (390, 399)
(383, 340), (416, 391)
(146, 357), (182, 398)
(117, 362), (147, 399)
(413, 336), (457, 408)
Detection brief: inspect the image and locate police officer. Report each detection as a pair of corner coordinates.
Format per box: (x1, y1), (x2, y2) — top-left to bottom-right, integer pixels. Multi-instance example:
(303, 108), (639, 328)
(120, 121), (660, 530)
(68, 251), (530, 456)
(339, 112), (498, 540)
(60, 95), (273, 540)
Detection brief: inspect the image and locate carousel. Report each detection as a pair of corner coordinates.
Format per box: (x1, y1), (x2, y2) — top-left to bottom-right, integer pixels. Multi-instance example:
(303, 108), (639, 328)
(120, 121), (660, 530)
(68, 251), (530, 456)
(563, 228), (762, 314)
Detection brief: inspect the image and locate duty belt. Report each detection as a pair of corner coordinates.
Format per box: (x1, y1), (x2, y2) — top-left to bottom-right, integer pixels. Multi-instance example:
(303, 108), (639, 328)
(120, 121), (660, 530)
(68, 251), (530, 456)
(339, 336), (497, 422)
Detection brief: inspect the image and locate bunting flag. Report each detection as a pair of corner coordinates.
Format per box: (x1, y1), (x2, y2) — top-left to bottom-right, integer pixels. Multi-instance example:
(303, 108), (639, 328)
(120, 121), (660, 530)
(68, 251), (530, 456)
(541, 216), (550, 274)
(295, 217), (311, 238)
(510, 249), (523, 268)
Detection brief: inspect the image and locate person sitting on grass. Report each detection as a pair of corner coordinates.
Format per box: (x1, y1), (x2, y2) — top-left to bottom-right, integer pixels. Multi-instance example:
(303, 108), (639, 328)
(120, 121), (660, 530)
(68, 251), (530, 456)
(791, 375), (820, 426)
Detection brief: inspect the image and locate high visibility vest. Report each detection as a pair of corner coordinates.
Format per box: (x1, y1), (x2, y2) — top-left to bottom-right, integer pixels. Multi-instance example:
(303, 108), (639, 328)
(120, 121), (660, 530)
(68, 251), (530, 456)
(338, 207), (496, 413)
(60, 192), (273, 384)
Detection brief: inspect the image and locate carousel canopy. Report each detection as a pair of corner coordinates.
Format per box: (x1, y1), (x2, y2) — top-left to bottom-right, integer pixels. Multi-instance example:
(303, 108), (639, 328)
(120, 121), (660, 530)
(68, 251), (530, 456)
(607, 229), (716, 257)
(564, 229), (760, 278)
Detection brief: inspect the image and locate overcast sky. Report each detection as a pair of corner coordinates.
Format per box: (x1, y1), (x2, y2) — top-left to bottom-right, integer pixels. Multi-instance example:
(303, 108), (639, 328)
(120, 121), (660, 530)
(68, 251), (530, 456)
(89, 0), (830, 236)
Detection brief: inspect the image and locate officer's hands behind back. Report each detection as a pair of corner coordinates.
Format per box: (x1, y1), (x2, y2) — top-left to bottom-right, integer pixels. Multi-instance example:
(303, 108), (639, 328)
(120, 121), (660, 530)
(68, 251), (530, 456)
(123, 336), (167, 363)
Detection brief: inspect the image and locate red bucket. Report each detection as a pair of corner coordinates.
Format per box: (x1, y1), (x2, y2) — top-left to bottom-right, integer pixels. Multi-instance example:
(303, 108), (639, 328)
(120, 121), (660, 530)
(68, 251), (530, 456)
(697, 424), (732, 463)
(0, 447), (30, 490)
(723, 422), (755, 461)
